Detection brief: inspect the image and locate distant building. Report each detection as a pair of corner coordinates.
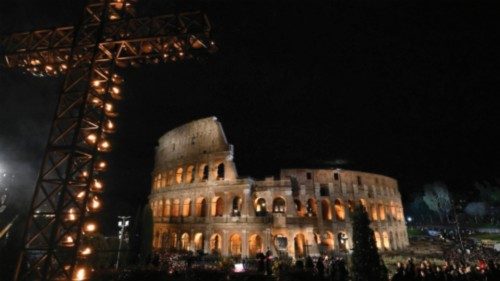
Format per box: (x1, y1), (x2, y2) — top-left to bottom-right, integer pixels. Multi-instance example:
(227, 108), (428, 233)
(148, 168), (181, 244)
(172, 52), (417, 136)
(149, 117), (408, 258)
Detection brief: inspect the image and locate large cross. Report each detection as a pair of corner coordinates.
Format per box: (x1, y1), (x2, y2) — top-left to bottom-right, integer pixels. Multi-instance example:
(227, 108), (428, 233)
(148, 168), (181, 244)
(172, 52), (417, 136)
(0, 1), (215, 280)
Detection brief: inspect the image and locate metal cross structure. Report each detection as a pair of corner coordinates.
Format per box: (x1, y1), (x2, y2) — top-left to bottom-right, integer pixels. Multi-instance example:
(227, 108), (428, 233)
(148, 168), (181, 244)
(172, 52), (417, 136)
(0, 1), (215, 280)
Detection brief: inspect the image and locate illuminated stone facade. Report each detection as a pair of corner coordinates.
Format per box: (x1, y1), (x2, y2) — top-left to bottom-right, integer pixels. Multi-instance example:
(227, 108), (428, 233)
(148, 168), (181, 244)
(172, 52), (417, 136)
(149, 117), (409, 258)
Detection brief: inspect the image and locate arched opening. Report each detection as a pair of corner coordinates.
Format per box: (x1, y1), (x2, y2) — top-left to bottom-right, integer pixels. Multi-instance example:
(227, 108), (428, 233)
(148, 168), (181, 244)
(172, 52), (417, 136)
(211, 197), (224, 217)
(232, 196), (242, 216)
(194, 233), (204, 251)
(186, 165), (194, 183)
(382, 231), (390, 250)
(229, 234), (242, 256)
(294, 233), (306, 258)
(210, 234), (222, 254)
(371, 205), (378, 221)
(171, 199), (180, 217)
(170, 233), (178, 249)
(337, 232), (349, 251)
(359, 199), (367, 211)
(319, 231), (334, 254)
(321, 199), (332, 220)
(176, 167), (183, 184)
(273, 197), (286, 213)
(390, 202), (397, 219)
(347, 200), (355, 213)
(181, 233), (190, 251)
(195, 197), (207, 217)
(306, 198), (317, 217)
(294, 199), (303, 217)
(161, 172), (167, 187)
(182, 198), (191, 217)
(249, 234), (263, 256)
(255, 198), (267, 216)
(379, 204), (386, 220)
(202, 165), (209, 181)
(163, 199), (171, 217)
(161, 232), (168, 248)
(334, 199), (345, 221)
(217, 163), (225, 180)
(374, 231), (382, 249)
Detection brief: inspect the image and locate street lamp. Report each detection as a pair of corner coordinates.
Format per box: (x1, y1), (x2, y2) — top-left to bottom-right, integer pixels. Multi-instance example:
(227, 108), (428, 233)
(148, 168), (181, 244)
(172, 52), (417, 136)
(115, 216), (131, 269)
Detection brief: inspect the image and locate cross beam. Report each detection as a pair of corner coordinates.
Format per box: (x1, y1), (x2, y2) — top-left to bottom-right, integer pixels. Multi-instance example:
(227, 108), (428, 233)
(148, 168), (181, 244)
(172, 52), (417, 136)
(1, 1), (215, 280)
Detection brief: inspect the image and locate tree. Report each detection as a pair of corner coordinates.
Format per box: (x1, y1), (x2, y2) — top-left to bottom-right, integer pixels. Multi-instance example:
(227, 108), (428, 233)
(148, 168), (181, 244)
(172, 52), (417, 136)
(422, 182), (452, 223)
(351, 204), (388, 281)
(475, 181), (500, 206)
(140, 203), (153, 263)
(464, 202), (486, 224)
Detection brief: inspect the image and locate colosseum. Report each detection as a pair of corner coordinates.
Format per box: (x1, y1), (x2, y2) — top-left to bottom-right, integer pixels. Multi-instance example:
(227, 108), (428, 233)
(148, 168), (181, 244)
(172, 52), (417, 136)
(149, 117), (409, 258)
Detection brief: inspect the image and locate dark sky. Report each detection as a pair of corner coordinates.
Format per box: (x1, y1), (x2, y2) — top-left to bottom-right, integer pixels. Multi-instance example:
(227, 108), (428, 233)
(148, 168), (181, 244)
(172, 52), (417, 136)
(1, 0), (499, 232)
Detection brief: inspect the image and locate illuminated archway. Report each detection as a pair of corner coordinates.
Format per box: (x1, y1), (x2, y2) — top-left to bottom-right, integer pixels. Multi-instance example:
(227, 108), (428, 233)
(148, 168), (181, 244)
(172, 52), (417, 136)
(374, 231), (382, 249)
(171, 199), (180, 217)
(176, 167), (183, 184)
(229, 234), (242, 256)
(186, 165), (194, 183)
(306, 198), (317, 217)
(371, 205), (378, 221)
(379, 204), (386, 220)
(194, 232), (204, 251)
(211, 196), (224, 217)
(334, 199), (345, 221)
(181, 233), (190, 251)
(210, 234), (222, 254)
(249, 234), (263, 256)
(232, 196), (242, 216)
(321, 199), (332, 220)
(382, 231), (390, 250)
(182, 198), (191, 217)
(163, 199), (171, 217)
(273, 197), (286, 213)
(294, 233), (306, 258)
(195, 197), (207, 217)
(255, 198), (267, 216)
(294, 199), (304, 217)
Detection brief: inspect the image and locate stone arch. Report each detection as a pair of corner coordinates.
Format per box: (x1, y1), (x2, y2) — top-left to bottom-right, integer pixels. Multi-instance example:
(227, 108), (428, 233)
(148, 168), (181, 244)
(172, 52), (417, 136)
(163, 199), (171, 217)
(347, 200), (355, 213)
(170, 232), (178, 249)
(194, 232), (204, 251)
(337, 232), (349, 251)
(181, 233), (190, 251)
(374, 231), (382, 249)
(210, 233), (222, 254)
(334, 199), (345, 221)
(195, 197), (207, 217)
(294, 233), (306, 258)
(371, 204), (378, 221)
(273, 197), (286, 213)
(323, 231), (334, 252)
(229, 234), (242, 256)
(201, 164), (209, 181)
(211, 196), (224, 217)
(232, 196), (242, 216)
(249, 234), (263, 256)
(255, 197), (267, 216)
(306, 198), (317, 217)
(171, 199), (180, 217)
(182, 198), (191, 217)
(217, 163), (225, 180)
(390, 201), (397, 219)
(382, 231), (390, 250)
(186, 165), (195, 183)
(379, 204), (386, 220)
(321, 199), (332, 220)
(176, 167), (183, 184)
(294, 199), (304, 217)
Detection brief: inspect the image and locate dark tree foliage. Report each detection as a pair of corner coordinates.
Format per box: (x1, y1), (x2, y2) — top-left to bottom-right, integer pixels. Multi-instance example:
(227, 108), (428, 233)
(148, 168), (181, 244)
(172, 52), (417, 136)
(140, 204), (153, 263)
(351, 204), (388, 281)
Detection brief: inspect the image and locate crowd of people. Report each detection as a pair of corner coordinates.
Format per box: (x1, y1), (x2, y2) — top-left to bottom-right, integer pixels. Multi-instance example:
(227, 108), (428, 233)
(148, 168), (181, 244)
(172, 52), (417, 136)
(391, 258), (500, 281)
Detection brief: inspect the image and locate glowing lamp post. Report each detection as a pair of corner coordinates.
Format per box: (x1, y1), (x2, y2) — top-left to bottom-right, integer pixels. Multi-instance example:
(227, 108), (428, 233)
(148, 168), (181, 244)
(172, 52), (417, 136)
(115, 216), (131, 269)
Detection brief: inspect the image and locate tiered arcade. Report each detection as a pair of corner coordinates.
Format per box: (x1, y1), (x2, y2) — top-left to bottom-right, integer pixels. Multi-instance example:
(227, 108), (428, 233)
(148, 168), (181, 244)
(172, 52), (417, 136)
(149, 117), (409, 258)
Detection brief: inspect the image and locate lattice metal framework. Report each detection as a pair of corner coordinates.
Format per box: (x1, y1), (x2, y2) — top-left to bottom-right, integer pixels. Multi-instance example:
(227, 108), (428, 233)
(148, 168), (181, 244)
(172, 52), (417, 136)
(0, 1), (215, 280)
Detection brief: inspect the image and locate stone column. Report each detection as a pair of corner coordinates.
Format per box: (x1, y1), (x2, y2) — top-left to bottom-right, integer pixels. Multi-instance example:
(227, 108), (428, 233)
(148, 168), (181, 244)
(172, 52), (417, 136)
(222, 230), (229, 256)
(242, 229), (249, 258)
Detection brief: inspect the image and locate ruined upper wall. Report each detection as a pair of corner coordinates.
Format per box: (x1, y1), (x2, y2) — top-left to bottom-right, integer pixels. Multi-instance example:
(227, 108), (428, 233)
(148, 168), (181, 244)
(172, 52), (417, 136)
(155, 116), (233, 169)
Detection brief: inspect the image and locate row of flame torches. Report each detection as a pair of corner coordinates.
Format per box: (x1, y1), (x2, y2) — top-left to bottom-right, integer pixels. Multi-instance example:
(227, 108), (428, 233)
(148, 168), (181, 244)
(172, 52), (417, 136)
(22, 34), (213, 78)
(57, 71), (124, 281)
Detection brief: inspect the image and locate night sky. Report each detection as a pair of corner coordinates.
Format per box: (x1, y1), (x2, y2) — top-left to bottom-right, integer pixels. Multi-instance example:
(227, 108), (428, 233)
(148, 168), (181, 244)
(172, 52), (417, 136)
(1, 0), (499, 233)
